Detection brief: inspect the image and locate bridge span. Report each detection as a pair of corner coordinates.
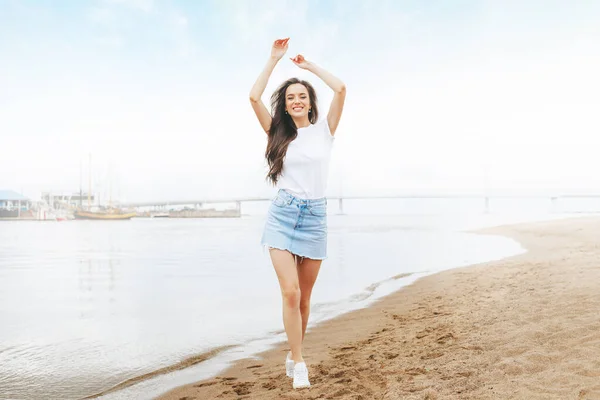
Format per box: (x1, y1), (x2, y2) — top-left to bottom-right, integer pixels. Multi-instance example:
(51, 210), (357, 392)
(119, 194), (600, 214)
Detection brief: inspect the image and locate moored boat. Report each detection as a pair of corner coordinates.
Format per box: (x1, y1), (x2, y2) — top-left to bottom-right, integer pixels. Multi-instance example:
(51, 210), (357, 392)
(74, 209), (136, 220)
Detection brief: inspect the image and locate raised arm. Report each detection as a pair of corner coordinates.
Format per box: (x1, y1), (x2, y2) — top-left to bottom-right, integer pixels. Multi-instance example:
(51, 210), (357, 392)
(249, 38), (289, 134)
(291, 55), (346, 135)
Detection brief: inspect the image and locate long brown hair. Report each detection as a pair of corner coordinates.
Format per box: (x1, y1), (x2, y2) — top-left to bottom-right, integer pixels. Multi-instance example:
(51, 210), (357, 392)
(265, 78), (319, 184)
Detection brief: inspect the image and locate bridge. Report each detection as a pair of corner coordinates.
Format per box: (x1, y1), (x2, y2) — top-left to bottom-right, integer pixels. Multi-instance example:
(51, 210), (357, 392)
(119, 194), (600, 214)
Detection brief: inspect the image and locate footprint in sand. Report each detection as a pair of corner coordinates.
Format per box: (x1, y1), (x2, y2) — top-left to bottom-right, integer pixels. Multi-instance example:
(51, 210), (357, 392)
(405, 367), (427, 375)
(194, 381), (218, 388)
(330, 370), (346, 379)
(335, 377), (352, 384)
(421, 351), (444, 360)
(331, 388), (352, 396)
(436, 332), (456, 344)
(232, 382), (254, 395)
(314, 363), (329, 376)
(262, 381), (277, 390)
(416, 327), (435, 339)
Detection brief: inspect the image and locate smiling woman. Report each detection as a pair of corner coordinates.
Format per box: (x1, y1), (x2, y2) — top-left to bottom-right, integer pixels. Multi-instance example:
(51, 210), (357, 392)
(248, 37), (346, 390)
(264, 76), (320, 185)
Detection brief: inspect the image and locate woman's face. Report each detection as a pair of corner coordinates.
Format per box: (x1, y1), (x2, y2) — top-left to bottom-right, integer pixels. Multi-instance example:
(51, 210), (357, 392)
(285, 83), (311, 119)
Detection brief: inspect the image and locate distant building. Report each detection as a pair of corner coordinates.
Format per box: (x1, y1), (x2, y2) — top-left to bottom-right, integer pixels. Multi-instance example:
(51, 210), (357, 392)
(0, 190), (31, 218)
(41, 192), (95, 209)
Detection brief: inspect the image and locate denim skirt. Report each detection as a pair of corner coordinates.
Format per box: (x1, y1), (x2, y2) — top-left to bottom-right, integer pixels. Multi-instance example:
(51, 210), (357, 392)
(261, 189), (328, 260)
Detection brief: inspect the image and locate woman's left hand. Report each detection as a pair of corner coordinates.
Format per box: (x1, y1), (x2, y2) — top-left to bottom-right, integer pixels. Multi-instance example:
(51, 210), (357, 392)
(290, 54), (311, 70)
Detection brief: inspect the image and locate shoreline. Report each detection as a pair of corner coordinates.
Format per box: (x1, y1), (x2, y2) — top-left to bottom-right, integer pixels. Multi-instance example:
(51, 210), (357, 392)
(83, 346), (235, 399)
(156, 216), (600, 399)
(90, 223), (525, 400)
(92, 271), (439, 400)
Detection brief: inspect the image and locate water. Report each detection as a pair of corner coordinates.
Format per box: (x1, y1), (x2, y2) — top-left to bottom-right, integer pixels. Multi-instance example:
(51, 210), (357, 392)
(0, 199), (590, 400)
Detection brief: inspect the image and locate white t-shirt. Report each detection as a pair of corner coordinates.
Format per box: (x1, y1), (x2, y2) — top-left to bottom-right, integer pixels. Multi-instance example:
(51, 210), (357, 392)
(276, 119), (335, 199)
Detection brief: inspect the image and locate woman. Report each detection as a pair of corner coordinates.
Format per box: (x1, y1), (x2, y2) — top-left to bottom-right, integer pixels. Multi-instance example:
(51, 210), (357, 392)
(249, 37), (346, 389)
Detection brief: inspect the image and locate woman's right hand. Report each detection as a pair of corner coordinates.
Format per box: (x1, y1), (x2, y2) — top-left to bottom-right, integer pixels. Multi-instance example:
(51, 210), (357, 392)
(270, 38), (289, 61)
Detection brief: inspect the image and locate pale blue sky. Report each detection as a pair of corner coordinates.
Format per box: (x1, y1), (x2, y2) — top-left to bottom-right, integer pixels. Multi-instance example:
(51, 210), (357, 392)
(1, 1), (599, 202)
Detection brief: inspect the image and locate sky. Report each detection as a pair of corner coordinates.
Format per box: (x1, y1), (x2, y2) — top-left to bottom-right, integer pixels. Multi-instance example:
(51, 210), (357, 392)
(1, 0), (599, 202)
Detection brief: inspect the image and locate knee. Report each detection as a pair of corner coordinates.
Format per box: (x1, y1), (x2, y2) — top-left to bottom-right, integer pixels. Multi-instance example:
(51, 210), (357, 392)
(282, 287), (301, 309)
(299, 298), (310, 314)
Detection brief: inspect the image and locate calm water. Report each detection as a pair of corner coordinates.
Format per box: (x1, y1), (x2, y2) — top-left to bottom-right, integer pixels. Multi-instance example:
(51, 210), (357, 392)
(0, 199), (589, 400)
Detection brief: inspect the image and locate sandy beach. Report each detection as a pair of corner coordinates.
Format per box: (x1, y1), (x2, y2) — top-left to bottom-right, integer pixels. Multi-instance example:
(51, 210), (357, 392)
(158, 216), (600, 400)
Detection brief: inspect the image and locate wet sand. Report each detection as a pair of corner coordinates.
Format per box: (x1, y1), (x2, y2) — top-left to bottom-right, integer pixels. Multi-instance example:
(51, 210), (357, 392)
(157, 216), (600, 399)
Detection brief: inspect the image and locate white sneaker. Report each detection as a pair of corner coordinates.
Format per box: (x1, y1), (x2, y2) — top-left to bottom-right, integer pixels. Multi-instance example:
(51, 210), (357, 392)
(292, 362), (310, 389)
(285, 351), (295, 378)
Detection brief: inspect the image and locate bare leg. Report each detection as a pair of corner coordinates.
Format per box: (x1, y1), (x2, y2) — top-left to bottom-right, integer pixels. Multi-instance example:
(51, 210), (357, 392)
(297, 258), (322, 342)
(270, 249), (304, 363)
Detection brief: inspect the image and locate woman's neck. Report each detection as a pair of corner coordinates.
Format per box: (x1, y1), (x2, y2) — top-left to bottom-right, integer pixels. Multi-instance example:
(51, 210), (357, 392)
(292, 117), (311, 129)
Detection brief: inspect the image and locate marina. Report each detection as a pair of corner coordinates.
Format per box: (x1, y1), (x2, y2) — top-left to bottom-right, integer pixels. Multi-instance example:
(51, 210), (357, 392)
(0, 189), (241, 221)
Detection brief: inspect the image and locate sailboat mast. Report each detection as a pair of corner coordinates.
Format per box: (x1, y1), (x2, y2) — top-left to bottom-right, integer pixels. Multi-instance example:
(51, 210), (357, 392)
(109, 162), (112, 208)
(88, 153), (91, 210)
(79, 159), (82, 208)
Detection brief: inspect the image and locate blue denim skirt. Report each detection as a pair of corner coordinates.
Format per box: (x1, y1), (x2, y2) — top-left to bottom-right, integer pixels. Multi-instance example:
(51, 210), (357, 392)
(261, 189), (328, 260)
